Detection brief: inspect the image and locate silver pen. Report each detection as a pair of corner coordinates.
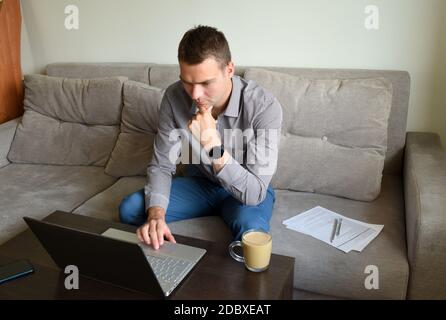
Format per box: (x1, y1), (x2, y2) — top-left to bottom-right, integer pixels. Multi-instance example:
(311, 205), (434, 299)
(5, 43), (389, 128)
(330, 218), (338, 243)
(336, 218), (343, 236)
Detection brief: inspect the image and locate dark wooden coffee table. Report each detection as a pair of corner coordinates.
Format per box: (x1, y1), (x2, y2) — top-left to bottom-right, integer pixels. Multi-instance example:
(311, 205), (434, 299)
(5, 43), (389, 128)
(0, 211), (294, 300)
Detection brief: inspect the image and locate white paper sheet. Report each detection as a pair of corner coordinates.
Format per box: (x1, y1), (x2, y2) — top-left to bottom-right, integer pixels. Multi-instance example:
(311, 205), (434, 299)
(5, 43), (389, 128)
(283, 206), (384, 253)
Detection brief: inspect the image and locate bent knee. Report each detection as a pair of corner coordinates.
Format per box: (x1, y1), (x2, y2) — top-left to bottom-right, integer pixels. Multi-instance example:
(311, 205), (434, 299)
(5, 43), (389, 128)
(119, 191), (145, 224)
(234, 211), (270, 233)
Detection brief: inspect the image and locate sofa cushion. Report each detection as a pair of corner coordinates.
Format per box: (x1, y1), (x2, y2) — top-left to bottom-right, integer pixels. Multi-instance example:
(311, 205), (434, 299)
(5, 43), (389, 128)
(7, 75), (126, 166)
(271, 174), (408, 300)
(0, 117), (20, 169)
(73, 176), (146, 221)
(104, 81), (163, 177)
(0, 163), (117, 245)
(244, 68), (393, 201)
(47, 62), (153, 84)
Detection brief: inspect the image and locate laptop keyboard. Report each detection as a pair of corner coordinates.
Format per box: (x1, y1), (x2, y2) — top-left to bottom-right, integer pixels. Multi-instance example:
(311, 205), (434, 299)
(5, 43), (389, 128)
(146, 255), (192, 284)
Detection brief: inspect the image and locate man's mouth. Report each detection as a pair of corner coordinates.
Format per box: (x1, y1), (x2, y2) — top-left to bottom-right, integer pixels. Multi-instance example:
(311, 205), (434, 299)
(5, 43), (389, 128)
(195, 100), (211, 108)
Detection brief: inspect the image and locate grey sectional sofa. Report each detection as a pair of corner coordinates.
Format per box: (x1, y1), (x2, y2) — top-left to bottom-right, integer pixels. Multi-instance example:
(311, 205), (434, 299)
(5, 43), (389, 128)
(0, 62), (445, 300)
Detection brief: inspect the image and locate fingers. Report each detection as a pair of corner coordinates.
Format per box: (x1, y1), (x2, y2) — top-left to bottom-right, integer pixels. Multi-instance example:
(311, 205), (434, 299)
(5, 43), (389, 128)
(187, 118), (195, 132)
(139, 224), (151, 246)
(157, 225), (164, 247)
(188, 116), (201, 140)
(149, 220), (159, 250)
(165, 228), (176, 244)
(136, 227), (144, 242)
(197, 105), (213, 114)
(137, 221), (177, 250)
(197, 106), (207, 114)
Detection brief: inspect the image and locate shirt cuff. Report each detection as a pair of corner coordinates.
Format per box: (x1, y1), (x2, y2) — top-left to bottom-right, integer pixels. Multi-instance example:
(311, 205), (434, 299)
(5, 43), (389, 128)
(214, 155), (244, 193)
(145, 192), (170, 212)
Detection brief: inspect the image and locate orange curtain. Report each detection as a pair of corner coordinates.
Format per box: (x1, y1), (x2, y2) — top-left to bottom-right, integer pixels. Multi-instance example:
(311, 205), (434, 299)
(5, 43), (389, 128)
(0, 0), (23, 124)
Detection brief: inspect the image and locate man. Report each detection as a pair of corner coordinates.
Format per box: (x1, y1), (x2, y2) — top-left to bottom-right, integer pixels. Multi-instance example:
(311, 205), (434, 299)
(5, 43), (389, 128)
(119, 25), (282, 250)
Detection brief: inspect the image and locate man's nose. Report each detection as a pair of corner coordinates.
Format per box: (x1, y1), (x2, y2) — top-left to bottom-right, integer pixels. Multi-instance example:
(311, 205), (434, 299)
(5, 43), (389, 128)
(190, 85), (203, 101)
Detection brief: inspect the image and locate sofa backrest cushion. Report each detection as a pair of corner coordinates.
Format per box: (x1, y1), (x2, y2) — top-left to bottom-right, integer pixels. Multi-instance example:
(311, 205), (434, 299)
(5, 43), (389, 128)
(104, 81), (163, 177)
(244, 68), (393, 201)
(47, 63), (153, 84)
(7, 74), (126, 166)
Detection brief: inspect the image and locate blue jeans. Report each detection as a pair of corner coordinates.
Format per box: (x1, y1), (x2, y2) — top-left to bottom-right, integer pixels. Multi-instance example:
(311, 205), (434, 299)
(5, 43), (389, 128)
(118, 175), (275, 241)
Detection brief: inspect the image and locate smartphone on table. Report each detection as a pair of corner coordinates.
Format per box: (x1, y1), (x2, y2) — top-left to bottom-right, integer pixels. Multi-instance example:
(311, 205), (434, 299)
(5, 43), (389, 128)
(0, 259), (35, 284)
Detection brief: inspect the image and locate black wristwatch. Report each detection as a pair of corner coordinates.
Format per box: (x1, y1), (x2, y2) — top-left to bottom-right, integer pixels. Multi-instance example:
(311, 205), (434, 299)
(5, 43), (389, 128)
(208, 144), (225, 160)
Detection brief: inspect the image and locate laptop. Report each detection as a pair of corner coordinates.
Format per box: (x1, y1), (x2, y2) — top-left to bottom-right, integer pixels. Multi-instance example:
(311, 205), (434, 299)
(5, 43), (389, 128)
(23, 217), (206, 298)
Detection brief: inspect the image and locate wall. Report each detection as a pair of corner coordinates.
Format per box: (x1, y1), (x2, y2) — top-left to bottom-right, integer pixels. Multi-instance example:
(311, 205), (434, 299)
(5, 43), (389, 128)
(431, 10), (446, 147)
(20, 0), (446, 145)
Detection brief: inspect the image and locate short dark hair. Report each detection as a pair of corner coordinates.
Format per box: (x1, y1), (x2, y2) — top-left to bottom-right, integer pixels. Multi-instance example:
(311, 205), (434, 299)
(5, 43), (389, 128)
(178, 25), (231, 68)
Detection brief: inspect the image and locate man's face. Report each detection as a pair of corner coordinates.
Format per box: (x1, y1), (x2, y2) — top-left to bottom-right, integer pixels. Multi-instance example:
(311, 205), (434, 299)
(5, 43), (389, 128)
(179, 57), (234, 109)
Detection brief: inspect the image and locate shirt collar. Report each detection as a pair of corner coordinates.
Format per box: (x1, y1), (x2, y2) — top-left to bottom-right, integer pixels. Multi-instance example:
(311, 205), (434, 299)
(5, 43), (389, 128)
(189, 75), (242, 118)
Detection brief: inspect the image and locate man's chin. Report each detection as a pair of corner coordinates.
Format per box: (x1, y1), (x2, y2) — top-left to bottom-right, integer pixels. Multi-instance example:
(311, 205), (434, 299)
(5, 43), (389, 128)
(196, 102), (213, 110)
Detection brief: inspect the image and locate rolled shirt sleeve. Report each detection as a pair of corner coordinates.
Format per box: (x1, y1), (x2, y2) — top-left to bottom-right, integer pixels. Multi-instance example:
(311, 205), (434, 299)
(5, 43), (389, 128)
(144, 94), (180, 212)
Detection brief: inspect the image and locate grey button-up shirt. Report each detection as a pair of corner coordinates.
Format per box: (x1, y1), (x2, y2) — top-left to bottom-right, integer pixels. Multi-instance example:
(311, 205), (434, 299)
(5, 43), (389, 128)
(145, 75), (282, 212)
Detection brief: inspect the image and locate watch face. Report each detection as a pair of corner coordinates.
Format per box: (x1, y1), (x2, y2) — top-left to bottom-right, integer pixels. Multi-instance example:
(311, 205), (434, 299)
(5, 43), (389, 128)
(210, 145), (224, 159)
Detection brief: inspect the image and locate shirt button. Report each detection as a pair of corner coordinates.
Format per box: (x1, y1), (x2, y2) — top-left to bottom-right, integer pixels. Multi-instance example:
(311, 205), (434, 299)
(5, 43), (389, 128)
(322, 136), (328, 142)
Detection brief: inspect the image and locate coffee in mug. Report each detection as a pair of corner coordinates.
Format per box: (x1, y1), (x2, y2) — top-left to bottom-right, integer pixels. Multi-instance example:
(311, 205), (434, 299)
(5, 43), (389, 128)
(228, 229), (272, 272)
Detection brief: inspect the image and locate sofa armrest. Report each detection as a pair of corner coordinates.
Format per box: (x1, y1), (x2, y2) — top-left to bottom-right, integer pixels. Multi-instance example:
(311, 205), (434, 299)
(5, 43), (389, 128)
(0, 117), (21, 169)
(404, 132), (446, 299)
